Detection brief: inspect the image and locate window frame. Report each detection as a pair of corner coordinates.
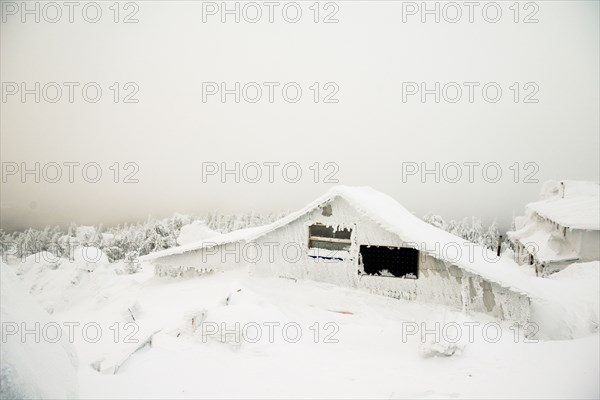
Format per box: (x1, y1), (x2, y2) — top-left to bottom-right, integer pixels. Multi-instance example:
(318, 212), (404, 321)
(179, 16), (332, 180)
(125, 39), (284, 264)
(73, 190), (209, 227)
(307, 223), (354, 260)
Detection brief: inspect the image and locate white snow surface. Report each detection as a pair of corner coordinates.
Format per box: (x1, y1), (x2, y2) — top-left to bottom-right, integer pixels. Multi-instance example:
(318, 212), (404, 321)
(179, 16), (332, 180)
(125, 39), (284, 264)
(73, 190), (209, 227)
(508, 222), (579, 263)
(1, 266), (79, 399)
(529, 261), (600, 339)
(2, 252), (599, 398)
(176, 221), (221, 246)
(529, 180), (599, 230)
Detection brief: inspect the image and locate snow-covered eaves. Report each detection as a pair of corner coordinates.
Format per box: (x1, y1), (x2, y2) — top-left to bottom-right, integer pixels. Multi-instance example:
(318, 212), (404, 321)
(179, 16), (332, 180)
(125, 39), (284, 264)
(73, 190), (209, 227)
(527, 181), (600, 231)
(527, 197), (599, 231)
(139, 225), (269, 261)
(508, 221), (580, 264)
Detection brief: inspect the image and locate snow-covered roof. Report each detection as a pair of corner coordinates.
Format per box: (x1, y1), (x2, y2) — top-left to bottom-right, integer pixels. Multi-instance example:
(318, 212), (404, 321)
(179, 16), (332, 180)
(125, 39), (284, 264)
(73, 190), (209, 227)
(526, 180), (600, 231)
(176, 221), (220, 246)
(508, 221), (579, 264)
(144, 186), (541, 297)
(140, 225), (268, 261)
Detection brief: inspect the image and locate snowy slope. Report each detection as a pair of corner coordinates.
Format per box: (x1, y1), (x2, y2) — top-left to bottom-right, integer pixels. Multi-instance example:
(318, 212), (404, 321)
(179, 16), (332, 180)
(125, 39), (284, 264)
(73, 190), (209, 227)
(0, 266), (79, 399)
(529, 261), (600, 339)
(66, 268), (597, 399)
(4, 252), (598, 399)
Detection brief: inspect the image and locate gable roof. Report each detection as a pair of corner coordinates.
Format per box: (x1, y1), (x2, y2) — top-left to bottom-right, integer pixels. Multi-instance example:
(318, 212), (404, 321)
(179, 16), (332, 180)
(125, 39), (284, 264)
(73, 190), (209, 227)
(144, 186), (540, 297)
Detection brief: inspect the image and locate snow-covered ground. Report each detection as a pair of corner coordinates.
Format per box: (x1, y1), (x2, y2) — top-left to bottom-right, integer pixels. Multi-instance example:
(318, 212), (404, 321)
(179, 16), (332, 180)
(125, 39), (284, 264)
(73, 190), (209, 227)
(1, 253), (599, 399)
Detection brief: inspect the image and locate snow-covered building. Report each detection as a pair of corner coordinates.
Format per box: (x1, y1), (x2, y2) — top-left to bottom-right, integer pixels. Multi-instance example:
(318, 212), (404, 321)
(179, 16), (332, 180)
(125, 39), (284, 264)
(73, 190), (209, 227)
(508, 180), (600, 276)
(143, 186), (537, 322)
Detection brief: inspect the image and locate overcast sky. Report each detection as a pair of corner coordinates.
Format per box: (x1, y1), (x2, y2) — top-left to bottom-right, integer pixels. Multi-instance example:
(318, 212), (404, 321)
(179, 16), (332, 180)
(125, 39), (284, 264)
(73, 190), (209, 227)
(1, 0), (599, 232)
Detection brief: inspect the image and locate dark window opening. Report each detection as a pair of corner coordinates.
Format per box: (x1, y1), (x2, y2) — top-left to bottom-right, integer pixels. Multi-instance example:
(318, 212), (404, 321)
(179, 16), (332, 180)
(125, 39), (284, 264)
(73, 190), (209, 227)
(308, 224), (352, 252)
(360, 245), (419, 278)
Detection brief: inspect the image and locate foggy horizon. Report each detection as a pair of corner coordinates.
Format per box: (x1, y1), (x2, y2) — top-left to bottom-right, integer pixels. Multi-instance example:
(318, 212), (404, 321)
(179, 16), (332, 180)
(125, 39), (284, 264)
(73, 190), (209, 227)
(0, 179), (590, 233)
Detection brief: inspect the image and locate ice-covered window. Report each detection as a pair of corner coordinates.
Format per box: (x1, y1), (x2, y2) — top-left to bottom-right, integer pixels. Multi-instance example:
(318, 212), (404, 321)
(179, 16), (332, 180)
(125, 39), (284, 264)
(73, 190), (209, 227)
(308, 224), (352, 251)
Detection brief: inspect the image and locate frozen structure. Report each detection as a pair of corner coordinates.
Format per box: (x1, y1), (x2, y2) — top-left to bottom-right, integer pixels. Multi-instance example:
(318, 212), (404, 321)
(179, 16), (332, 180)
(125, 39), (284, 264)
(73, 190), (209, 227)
(508, 180), (600, 277)
(144, 186), (537, 322)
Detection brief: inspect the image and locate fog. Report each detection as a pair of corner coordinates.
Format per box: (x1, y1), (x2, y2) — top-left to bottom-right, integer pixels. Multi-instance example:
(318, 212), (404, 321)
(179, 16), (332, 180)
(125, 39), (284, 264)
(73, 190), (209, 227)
(1, 0), (599, 232)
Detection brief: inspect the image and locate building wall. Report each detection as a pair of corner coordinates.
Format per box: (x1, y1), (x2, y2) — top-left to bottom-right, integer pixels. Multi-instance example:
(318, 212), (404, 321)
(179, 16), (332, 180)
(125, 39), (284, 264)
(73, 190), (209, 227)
(566, 229), (600, 261)
(252, 197), (531, 323)
(153, 241), (249, 277)
(538, 215), (600, 262)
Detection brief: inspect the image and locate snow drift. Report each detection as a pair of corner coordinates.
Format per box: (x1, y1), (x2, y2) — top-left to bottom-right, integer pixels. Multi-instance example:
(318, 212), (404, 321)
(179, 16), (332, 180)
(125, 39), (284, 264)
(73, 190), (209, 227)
(0, 265), (79, 399)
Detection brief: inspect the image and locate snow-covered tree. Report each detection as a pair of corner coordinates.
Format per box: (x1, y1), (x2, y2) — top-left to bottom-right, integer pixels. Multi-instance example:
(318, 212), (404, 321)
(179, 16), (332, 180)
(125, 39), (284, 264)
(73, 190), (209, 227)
(423, 214), (501, 251)
(1, 210), (289, 263)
